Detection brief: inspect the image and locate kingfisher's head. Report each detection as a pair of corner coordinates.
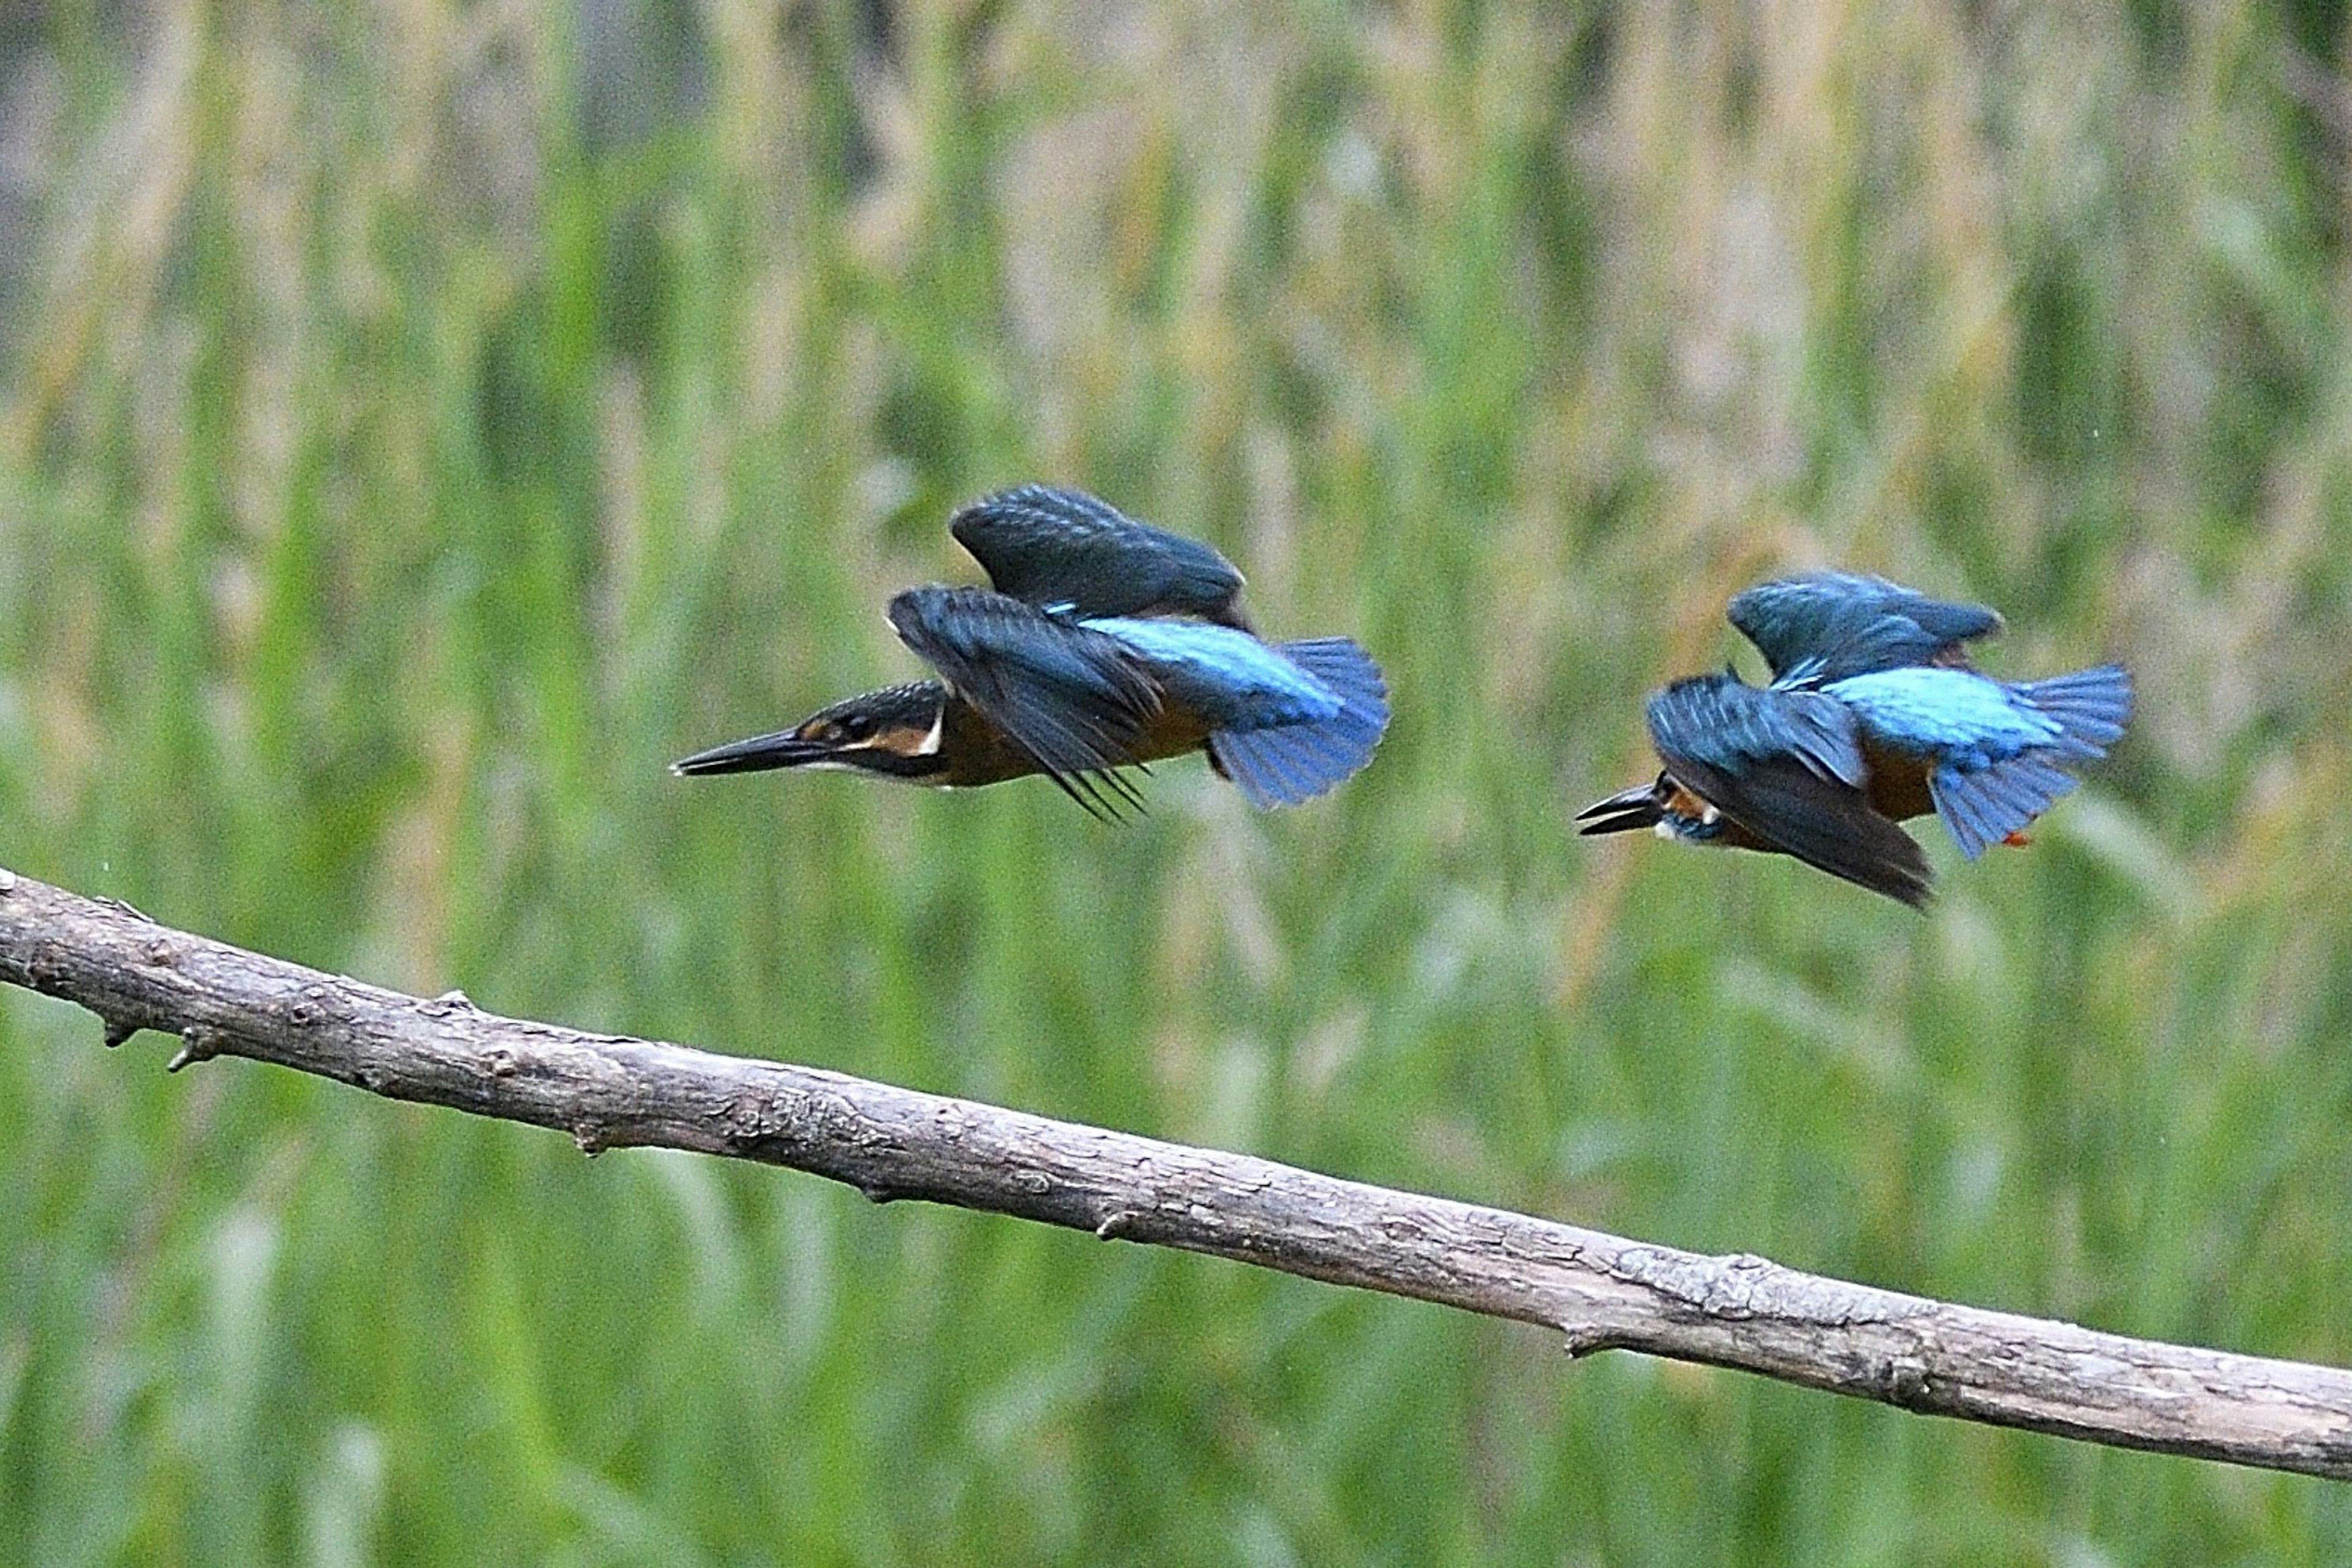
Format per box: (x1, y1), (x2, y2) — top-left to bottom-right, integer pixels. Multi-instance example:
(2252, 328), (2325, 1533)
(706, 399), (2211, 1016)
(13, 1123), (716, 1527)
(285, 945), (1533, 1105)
(672, 682), (954, 783)
(1574, 774), (1732, 844)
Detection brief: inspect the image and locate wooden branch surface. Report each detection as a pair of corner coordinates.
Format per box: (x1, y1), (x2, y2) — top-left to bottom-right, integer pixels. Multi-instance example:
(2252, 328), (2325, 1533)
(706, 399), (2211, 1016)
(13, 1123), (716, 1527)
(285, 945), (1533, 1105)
(2, 865), (2347, 1480)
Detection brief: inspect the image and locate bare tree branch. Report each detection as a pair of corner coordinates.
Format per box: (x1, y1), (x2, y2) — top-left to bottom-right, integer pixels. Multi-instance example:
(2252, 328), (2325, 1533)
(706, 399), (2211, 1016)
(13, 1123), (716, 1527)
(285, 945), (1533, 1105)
(2, 864), (2348, 1480)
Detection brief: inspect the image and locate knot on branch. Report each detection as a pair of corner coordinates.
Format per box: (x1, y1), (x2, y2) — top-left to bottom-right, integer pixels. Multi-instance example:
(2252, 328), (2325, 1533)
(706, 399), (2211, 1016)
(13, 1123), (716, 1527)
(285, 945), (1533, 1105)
(166, 1027), (223, 1072)
(1559, 1324), (1627, 1359)
(1876, 1355), (1948, 1412)
(281, 986), (333, 1028)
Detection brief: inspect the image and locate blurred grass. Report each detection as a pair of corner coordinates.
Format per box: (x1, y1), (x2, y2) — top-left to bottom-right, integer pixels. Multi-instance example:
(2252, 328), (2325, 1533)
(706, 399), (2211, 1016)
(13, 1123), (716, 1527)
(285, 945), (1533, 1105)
(3, 0), (2352, 1561)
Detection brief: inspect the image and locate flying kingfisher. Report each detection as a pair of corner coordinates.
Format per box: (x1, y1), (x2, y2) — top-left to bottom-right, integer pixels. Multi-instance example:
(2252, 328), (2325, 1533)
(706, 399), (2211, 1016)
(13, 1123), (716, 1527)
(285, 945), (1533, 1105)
(1576, 572), (2132, 908)
(673, 485), (1390, 815)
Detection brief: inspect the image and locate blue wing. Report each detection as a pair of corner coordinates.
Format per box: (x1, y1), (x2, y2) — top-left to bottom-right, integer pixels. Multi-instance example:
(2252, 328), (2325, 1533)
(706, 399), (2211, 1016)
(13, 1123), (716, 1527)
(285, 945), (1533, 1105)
(1647, 674), (1934, 907)
(1084, 619), (1389, 807)
(1649, 673), (1866, 786)
(887, 585), (1161, 815)
(1826, 663), (2132, 858)
(950, 486), (1249, 625)
(1729, 572), (2003, 684)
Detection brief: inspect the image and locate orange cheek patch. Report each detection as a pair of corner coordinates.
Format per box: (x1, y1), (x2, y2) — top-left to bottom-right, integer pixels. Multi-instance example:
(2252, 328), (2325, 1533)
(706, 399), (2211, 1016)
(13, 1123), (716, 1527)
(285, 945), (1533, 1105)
(1663, 785), (1713, 820)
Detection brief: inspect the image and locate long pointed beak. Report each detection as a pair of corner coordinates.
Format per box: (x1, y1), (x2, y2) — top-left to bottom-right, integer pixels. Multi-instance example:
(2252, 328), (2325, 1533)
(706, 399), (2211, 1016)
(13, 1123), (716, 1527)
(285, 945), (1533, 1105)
(1574, 782), (1664, 835)
(671, 729), (831, 777)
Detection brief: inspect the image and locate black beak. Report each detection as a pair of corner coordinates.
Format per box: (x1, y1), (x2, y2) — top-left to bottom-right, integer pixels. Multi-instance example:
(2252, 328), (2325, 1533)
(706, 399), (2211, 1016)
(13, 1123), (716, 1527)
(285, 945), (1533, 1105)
(671, 729), (832, 777)
(1574, 782), (1665, 836)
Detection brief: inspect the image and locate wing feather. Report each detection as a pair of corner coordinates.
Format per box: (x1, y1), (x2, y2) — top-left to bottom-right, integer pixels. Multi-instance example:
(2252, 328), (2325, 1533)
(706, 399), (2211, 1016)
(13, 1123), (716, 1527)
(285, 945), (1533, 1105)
(886, 586), (1162, 812)
(1646, 675), (1933, 908)
(949, 486), (1248, 624)
(1729, 573), (2003, 684)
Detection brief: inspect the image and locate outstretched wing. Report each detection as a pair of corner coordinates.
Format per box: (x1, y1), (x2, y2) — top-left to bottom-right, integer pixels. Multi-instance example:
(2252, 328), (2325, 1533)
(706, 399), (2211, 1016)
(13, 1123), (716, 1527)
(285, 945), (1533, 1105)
(949, 486), (1249, 625)
(887, 585), (1163, 815)
(1728, 572), (2003, 685)
(1646, 674), (1933, 908)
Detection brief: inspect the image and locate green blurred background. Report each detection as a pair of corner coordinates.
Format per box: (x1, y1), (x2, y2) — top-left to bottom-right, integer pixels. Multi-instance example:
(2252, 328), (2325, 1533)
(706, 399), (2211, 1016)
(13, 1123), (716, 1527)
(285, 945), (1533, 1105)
(4, 1), (2351, 1561)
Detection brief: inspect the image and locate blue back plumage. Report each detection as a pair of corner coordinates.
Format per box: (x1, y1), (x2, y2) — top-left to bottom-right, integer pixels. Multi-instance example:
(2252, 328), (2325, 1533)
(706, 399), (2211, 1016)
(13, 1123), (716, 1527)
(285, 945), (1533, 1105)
(1080, 617), (1342, 727)
(1084, 617), (1387, 808)
(1828, 663), (2133, 858)
(1730, 573), (2003, 685)
(1824, 667), (2062, 760)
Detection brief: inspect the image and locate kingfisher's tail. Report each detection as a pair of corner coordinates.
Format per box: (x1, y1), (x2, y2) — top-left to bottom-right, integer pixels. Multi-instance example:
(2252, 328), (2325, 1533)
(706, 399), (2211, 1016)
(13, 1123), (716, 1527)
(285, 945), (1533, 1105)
(1207, 638), (1390, 809)
(1929, 663), (2133, 859)
(2013, 664), (2133, 759)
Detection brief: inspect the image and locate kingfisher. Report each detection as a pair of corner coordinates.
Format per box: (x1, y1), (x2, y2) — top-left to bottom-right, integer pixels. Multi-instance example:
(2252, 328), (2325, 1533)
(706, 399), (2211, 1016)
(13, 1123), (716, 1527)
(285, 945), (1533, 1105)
(673, 485), (1390, 815)
(1576, 572), (2132, 908)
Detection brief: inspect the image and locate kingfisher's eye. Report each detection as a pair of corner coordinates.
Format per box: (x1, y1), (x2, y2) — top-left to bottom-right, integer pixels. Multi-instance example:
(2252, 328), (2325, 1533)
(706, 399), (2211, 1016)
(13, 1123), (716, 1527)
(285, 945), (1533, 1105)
(842, 714), (877, 742)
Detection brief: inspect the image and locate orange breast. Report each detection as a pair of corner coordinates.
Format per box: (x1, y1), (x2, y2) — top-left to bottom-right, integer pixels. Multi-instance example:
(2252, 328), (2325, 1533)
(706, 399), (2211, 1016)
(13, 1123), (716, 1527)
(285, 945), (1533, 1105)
(1860, 741), (1934, 823)
(1131, 703), (1214, 765)
(941, 695), (1212, 784)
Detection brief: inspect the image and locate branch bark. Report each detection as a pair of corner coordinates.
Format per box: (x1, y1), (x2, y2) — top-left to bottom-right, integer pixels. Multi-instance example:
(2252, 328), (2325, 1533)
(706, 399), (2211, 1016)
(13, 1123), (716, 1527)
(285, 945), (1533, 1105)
(2, 864), (2347, 1480)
